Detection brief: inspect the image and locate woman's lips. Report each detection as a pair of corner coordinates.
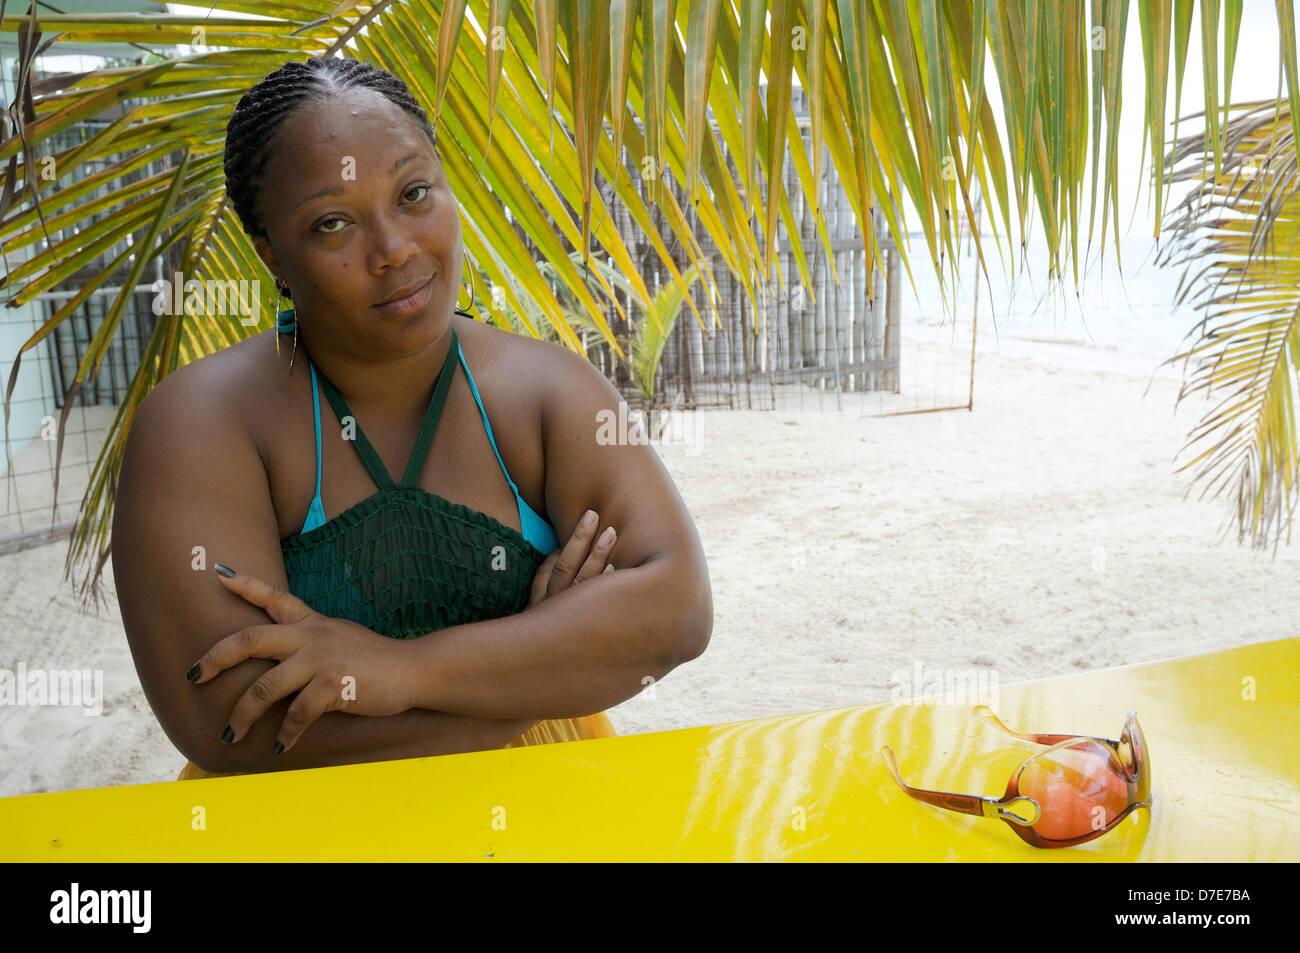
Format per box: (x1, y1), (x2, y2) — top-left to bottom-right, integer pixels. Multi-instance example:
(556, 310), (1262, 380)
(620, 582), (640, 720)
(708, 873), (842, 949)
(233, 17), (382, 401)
(374, 274), (435, 316)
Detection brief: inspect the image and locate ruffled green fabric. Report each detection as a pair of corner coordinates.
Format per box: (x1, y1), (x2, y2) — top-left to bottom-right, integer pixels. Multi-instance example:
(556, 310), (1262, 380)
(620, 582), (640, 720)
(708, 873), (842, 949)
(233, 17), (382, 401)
(278, 320), (547, 640)
(281, 485), (546, 640)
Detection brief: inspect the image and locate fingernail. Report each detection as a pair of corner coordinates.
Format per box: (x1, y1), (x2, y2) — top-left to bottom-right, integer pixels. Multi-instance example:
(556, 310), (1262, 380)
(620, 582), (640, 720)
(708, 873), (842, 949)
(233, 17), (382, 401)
(221, 724), (234, 744)
(273, 741), (284, 755)
(603, 564), (615, 574)
(582, 510), (596, 527)
(214, 563), (236, 578)
(599, 526), (616, 545)
(186, 663), (201, 682)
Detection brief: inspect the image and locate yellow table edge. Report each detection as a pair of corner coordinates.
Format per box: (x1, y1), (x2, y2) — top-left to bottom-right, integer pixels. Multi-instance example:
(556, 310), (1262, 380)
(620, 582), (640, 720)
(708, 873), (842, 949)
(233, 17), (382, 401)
(2, 637), (1296, 861)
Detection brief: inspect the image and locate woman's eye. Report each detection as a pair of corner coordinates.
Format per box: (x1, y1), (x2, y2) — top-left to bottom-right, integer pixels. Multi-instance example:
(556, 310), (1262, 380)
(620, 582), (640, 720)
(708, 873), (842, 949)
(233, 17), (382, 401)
(405, 183), (431, 202)
(315, 217), (345, 234)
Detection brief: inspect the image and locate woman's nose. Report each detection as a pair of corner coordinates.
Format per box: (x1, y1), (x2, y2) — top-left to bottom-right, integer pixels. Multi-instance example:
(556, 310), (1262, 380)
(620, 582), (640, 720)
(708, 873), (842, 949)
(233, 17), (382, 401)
(368, 214), (421, 269)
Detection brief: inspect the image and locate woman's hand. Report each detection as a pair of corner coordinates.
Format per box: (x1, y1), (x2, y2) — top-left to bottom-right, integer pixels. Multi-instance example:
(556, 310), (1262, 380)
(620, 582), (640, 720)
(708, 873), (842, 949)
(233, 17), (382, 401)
(187, 565), (416, 754)
(528, 508), (616, 607)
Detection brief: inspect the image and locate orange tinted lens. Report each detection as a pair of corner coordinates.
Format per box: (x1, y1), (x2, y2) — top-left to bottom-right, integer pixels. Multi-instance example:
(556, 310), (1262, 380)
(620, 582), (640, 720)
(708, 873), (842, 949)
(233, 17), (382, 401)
(1018, 741), (1130, 841)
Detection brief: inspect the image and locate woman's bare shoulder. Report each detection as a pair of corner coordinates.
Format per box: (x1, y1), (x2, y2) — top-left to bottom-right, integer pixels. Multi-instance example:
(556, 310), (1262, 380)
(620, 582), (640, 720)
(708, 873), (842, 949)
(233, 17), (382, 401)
(133, 331), (277, 458)
(147, 329), (273, 395)
(456, 313), (575, 403)
(453, 315), (580, 517)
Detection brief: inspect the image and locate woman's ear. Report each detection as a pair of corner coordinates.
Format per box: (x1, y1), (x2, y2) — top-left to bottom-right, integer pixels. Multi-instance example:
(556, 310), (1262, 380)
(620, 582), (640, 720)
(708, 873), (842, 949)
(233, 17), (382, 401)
(251, 233), (282, 286)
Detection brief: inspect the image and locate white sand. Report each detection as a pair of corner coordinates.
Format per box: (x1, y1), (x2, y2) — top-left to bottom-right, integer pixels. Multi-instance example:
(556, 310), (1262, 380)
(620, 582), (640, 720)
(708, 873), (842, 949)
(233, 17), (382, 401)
(2, 329), (1296, 797)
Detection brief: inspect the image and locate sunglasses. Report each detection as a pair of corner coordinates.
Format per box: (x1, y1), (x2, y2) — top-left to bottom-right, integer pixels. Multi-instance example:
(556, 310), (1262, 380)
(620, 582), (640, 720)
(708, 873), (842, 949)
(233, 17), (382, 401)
(881, 705), (1151, 848)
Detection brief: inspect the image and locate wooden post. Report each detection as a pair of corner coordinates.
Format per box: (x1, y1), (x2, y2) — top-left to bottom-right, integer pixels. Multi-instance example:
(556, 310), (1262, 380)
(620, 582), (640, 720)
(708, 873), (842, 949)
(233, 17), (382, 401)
(884, 228), (900, 394)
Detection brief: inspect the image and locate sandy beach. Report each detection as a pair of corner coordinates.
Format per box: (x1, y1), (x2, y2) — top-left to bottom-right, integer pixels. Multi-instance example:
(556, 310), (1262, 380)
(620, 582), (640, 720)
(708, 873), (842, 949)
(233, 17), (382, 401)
(1, 320), (1296, 798)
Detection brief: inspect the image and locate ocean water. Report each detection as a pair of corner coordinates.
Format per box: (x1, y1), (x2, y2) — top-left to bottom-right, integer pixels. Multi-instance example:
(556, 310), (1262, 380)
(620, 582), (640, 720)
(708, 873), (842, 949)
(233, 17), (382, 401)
(902, 231), (1206, 381)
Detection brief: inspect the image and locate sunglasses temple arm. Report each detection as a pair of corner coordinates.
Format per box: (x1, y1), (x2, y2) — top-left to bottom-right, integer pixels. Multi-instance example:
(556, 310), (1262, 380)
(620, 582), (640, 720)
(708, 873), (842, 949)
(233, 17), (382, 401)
(971, 706), (1100, 747)
(879, 746), (994, 819)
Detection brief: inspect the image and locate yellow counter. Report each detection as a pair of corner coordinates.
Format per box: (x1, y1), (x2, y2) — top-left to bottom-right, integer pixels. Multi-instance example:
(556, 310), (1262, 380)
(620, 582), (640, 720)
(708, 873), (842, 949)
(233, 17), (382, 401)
(2, 637), (1296, 861)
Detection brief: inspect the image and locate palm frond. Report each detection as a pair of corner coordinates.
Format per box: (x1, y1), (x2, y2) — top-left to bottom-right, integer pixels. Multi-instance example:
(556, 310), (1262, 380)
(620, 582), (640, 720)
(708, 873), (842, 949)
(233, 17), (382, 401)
(1158, 101), (1300, 553)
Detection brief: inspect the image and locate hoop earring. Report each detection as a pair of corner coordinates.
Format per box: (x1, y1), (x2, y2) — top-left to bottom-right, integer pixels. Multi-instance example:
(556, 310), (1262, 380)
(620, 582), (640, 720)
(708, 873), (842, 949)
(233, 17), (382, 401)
(456, 265), (478, 314)
(275, 277), (298, 370)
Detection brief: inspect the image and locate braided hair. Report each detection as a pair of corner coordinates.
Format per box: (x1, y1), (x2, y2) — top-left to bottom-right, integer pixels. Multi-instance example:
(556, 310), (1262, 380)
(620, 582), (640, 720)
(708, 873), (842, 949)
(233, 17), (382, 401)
(223, 55), (439, 254)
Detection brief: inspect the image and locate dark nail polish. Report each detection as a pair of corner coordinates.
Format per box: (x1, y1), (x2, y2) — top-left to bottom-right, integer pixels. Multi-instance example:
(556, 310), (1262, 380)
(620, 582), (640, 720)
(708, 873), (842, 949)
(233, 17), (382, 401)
(221, 724), (234, 744)
(186, 663), (201, 682)
(273, 741), (284, 755)
(214, 563), (236, 578)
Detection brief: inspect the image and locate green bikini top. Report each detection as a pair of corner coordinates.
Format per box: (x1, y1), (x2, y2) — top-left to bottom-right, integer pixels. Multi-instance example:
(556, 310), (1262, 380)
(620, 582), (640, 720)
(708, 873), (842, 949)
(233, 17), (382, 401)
(277, 311), (557, 640)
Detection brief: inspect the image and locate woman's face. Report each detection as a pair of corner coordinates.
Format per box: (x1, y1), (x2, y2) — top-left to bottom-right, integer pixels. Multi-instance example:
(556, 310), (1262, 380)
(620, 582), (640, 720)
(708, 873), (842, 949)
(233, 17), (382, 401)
(251, 85), (460, 356)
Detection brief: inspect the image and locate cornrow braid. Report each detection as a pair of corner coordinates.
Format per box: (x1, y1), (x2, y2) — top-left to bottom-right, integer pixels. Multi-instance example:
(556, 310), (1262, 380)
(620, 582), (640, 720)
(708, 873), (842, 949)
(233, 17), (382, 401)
(223, 55), (438, 247)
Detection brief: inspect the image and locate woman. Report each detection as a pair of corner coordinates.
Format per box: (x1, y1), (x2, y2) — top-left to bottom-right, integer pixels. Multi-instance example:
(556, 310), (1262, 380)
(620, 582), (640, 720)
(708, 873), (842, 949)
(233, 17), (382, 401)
(111, 57), (712, 781)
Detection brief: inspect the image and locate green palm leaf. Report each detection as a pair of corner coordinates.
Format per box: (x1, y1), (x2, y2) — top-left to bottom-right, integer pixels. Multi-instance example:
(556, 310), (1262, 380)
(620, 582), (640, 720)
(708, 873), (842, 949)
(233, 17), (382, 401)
(1160, 101), (1300, 552)
(630, 263), (701, 402)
